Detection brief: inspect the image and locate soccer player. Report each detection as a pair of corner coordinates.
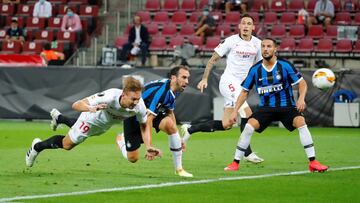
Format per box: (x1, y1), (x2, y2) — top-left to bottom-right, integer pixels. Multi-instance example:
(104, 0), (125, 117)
(181, 14), (263, 163)
(224, 38), (328, 172)
(25, 77), (161, 167)
(116, 65), (193, 177)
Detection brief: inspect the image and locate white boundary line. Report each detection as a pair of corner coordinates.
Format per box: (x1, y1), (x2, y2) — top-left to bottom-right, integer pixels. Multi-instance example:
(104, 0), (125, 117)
(1, 165), (360, 202)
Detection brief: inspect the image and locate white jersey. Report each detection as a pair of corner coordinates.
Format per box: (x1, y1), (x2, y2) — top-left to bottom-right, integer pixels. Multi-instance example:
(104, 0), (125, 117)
(68, 88), (147, 144)
(214, 34), (262, 81)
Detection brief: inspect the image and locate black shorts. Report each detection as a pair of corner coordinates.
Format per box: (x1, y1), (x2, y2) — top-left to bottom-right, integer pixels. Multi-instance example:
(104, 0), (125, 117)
(123, 112), (167, 152)
(250, 107), (304, 133)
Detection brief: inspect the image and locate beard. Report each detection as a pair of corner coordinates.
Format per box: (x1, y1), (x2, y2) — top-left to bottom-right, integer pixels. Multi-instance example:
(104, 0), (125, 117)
(263, 54), (273, 61)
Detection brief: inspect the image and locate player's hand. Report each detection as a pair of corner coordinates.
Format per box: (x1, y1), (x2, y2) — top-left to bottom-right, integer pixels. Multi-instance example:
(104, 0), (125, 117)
(145, 147), (162, 161)
(229, 111), (238, 125)
(296, 99), (306, 112)
(197, 79), (208, 93)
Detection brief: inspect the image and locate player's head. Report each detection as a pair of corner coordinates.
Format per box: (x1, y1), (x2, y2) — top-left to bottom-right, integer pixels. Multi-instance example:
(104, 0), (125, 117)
(238, 14), (255, 38)
(121, 76), (143, 109)
(43, 43), (51, 51)
(261, 38), (277, 61)
(168, 65), (190, 92)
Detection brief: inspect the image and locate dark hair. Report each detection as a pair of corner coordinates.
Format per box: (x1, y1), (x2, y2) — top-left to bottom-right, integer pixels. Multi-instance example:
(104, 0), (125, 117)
(262, 37), (277, 46)
(123, 76), (143, 92)
(168, 65), (189, 79)
(43, 43), (51, 50)
(241, 13), (255, 23)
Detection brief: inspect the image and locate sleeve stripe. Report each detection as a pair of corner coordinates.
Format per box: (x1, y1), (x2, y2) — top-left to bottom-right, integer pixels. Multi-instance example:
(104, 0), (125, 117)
(291, 77), (303, 86)
(149, 82), (167, 112)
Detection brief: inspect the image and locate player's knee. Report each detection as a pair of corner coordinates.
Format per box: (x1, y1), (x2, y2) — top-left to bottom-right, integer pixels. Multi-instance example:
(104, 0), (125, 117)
(248, 118), (260, 130)
(293, 116), (306, 128)
(222, 122), (233, 130)
(127, 155), (139, 163)
(62, 144), (73, 150)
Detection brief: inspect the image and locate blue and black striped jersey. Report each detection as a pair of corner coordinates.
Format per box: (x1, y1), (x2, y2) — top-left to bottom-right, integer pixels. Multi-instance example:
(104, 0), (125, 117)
(241, 59), (303, 107)
(142, 79), (179, 115)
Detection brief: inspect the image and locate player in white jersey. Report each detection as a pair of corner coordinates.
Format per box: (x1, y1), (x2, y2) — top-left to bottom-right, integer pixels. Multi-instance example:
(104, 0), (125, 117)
(25, 77), (161, 167)
(181, 14), (264, 164)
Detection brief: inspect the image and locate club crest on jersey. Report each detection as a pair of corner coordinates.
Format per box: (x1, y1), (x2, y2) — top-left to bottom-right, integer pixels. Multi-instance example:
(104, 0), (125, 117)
(276, 74), (282, 80)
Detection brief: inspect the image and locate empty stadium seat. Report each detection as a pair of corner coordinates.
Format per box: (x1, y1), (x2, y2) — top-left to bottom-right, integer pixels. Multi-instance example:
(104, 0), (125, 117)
(115, 36), (128, 49)
(335, 39), (352, 52)
(147, 23), (159, 36)
(1, 41), (22, 54)
(16, 4), (34, 16)
(136, 11), (151, 24)
(289, 25), (305, 38)
(307, 0), (317, 12)
(315, 38), (333, 52)
(264, 12), (278, 25)
(280, 12), (296, 25)
(47, 17), (62, 30)
(253, 24), (267, 38)
(334, 12), (352, 25)
(26, 17), (46, 30)
(216, 23), (232, 37)
(247, 12), (260, 23)
(0, 29), (7, 41)
(35, 30), (55, 42)
(167, 35), (184, 50)
(278, 38), (296, 52)
(179, 23), (195, 37)
(343, 0), (359, 12)
(353, 40), (360, 53)
(180, 0), (196, 11)
(332, 0), (342, 12)
(224, 12), (240, 25)
(79, 5), (99, 17)
(22, 41), (43, 55)
(145, 0), (161, 11)
(202, 36), (220, 52)
(172, 11), (187, 25)
(0, 4), (15, 16)
(149, 36), (166, 51)
(270, 0), (286, 12)
(325, 25), (338, 39)
(163, 0), (179, 11)
(287, 0), (305, 12)
(68, 0), (89, 5)
(270, 24), (286, 38)
(308, 25), (324, 38)
(162, 23), (178, 37)
(295, 38), (314, 52)
(188, 35), (203, 48)
(250, 0), (267, 12)
(153, 11), (170, 25)
(198, 0), (209, 10)
(48, 0), (67, 5)
(354, 13), (360, 25)
(57, 31), (76, 43)
(189, 12), (201, 25)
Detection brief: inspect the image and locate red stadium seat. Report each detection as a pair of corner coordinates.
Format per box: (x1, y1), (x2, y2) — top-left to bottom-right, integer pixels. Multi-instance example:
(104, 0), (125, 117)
(315, 38), (333, 52)
(47, 17), (62, 31)
(145, 0), (161, 11)
(306, 0), (317, 12)
(161, 23), (178, 37)
(353, 40), (360, 53)
(270, 0), (286, 12)
(263, 12), (278, 25)
(202, 36), (220, 52)
(35, 30), (55, 42)
(5, 17), (25, 28)
(295, 38), (314, 52)
(354, 13), (360, 25)
(270, 24), (286, 38)
(224, 12), (240, 25)
(0, 4), (15, 16)
(188, 35), (203, 48)
(79, 5), (99, 17)
(22, 41), (43, 55)
(136, 11), (151, 24)
(146, 23), (159, 36)
(308, 25), (324, 38)
(48, 0), (67, 5)
(25, 30), (35, 41)
(253, 24), (267, 38)
(280, 12), (296, 25)
(57, 31), (76, 43)
(278, 38), (296, 52)
(172, 11), (187, 25)
(287, 0), (305, 12)
(216, 23), (232, 37)
(1, 41), (22, 54)
(179, 23), (195, 37)
(167, 35), (184, 50)
(334, 12), (352, 25)
(198, 0), (210, 10)
(58, 5), (78, 17)
(115, 36), (128, 49)
(16, 4), (34, 16)
(334, 39), (352, 52)
(68, 0), (89, 5)
(289, 24), (305, 38)
(332, 0), (342, 12)
(250, 0), (267, 12)
(247, 12), (260, 23)
(52, 41), (65, 52)
(180, 0), (196, 11)
(325, 25), (338, 39)
(210, 11), (223, 22)
(26, 17), (46, 30)
(189, 12), (201, 25)
(163, 0), (179, 11)
(153, 11), (170, 25)
(343, 0), (359, 12)
(149, 36), (166, 51)
(0, 29), (7, 41)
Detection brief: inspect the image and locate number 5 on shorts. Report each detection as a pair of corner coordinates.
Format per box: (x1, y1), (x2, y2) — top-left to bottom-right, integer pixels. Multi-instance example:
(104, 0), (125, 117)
(228, 84), (235, 92)
(79, 121), (90, 133)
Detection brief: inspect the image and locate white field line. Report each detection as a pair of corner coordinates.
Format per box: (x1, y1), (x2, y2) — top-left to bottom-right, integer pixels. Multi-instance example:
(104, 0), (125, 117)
(1, 165), (360, 202)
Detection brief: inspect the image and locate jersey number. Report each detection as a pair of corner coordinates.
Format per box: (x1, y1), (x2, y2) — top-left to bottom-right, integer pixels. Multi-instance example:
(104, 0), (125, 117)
(79, 121), (90, 133)
(228, 84), (235, 92)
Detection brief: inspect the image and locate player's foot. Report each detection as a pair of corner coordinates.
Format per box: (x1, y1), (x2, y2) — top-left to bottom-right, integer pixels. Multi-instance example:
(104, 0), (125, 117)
(224, 161), (239, 171)
(244, 152), (264, 164)
(175, 168), (193, 177)
(50, 108), (61, 131)
(25, 138), (41, 167)
(309, 160), (328, 172)
(180, 124), (191, 142)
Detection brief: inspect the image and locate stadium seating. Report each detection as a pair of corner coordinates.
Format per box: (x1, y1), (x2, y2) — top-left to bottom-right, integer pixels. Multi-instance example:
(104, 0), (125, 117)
(145, 0), (161, 11)
(161, 23), (178, 37)
(216, 23), (232, 37)
(5, 17), (25, 28)
(353, 40), (360, 53)
(280, 12), (296, 25)
(146, 23), (159, 36)
(247, 12), (260, 23)
(189, 12), (201, 25)
(224, 12), (240, 25)
(250, 0), (266, 12)
(35, 30), (55, 43)
(167, 35), (184, 50)
(334, 12), (352, 25)
(289, 24), (305, 38)
(163, 0), (179, 12)
(270, 24), (286, 39)
(80, 5), (99, 17)
(308, 25), (324, 39)
(136, 11), (151, 24)
(287, 0), (304, 12)
(47, 17), (63, 31)
(115, 36), (128, 49)
(198, 0), (209, 10)
(171, 11), (187, 25)
(325, 25), (338, 39)
(270, 0), (286, 12)
(202, 36), (220, 52)
(0, 4), (15, 16)
(180, 0), (196, 11)
(153, 11), (170, 25)
(16, 4), (34, 16)
(188, 35), (203, 48)
(57, 31), (76, 43)
(1, 41), (22, 54)
(278, 38), (296, 52)
(335, 39), (353, 52)
(149, 36), (167, 52)
(354, 13), (360, 25)
(307, 0), (317, 12)
(26, 17), (46, 30)
(295, 38), (314, 53)
(332, 0), (342, 12)
(315, 38), (333, 52)
(22, 41), (43, 55)
(179, 23), (195, 37)
(264, 12), (278, 25)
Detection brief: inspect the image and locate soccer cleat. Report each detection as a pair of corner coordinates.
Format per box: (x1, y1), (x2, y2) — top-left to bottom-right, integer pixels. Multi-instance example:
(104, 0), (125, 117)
(25, 138), (42, 167)
(50, 108), (61, 131)
(180, 124), (191, 142)
(244, 152), (264, 164)
(224, 161), (239, 171)
(309, 160), (328, 172)
(175, 168), (193, 177)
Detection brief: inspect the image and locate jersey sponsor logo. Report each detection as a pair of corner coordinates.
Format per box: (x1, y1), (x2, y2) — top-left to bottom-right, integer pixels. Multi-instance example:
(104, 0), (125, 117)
(97, 92), (105, 97)
(257, 84), (283, 95)
(258, 73), (282, 82)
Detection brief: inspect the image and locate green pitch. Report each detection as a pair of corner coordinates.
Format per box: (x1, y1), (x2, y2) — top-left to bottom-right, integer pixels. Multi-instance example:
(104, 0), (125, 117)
(0, 121), (359, 202)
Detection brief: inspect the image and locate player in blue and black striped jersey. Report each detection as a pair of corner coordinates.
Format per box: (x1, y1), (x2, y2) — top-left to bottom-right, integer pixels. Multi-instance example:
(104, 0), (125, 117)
(224, 38), (328, 172)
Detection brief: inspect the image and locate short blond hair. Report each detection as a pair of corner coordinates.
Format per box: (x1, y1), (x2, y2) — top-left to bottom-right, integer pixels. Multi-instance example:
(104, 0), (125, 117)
(123, 76), (143, 92)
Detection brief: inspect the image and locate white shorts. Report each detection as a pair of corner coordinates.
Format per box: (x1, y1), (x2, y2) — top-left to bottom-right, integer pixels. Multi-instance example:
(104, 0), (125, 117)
(219, 75), (249, 118)
(68, 112), (109, 144)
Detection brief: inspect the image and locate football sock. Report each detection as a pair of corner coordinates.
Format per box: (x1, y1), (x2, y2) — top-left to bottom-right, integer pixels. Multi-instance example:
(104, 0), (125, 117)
(116, 134), (128, 160)
(57, 115), (77, 127)
(188, 120), (225, 134)
(298, 125), (316, 161)
(34, 135), (65, 152)
(234, 123), (254, 161)
(169, 132), (183, 170)
(240, 118), (253, 157)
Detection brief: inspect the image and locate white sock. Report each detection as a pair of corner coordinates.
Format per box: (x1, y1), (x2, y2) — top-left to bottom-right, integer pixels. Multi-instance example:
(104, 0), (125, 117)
(234, 123), (254, 161)
(169, 132), (182, 170)
(116, 133), (128, 160)
(298, 125), (315, 159)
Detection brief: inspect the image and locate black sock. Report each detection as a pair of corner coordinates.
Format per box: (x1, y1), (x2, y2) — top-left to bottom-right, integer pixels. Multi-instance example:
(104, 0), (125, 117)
(309, 157), (315, 161)
(233, 159), (240, 164)
(240, 118), (252, 157)
(57, 115), (77, 127)
(188, 120), (225, 134)
(34, 135), (65, 152)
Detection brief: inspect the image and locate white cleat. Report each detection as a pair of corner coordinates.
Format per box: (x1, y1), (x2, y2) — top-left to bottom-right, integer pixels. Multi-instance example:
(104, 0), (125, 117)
(175, 168), (193, 178)
(180, 124), (191, 142)
(50, 108), (61, 131)
(244, 152), (264, 164)
(25, 138), (42, 167)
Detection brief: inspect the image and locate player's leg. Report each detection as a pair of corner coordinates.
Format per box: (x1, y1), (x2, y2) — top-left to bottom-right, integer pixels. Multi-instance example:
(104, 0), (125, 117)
(292, 115), (328, 172)
(157, 115), (193, 177)
(50, 108), (77, 130)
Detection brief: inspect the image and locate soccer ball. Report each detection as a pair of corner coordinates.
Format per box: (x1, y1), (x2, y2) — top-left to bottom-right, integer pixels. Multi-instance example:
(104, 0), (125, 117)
(312, 68), (336, 90)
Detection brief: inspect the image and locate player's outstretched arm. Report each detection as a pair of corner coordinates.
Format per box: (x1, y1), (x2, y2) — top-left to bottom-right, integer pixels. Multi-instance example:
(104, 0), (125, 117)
(296, 79), (307, 112)
(72, 98), (107, 113)
(197, 52), (221, 93)
(229, 90), (249, 125)
(141, 113), (162, 160)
